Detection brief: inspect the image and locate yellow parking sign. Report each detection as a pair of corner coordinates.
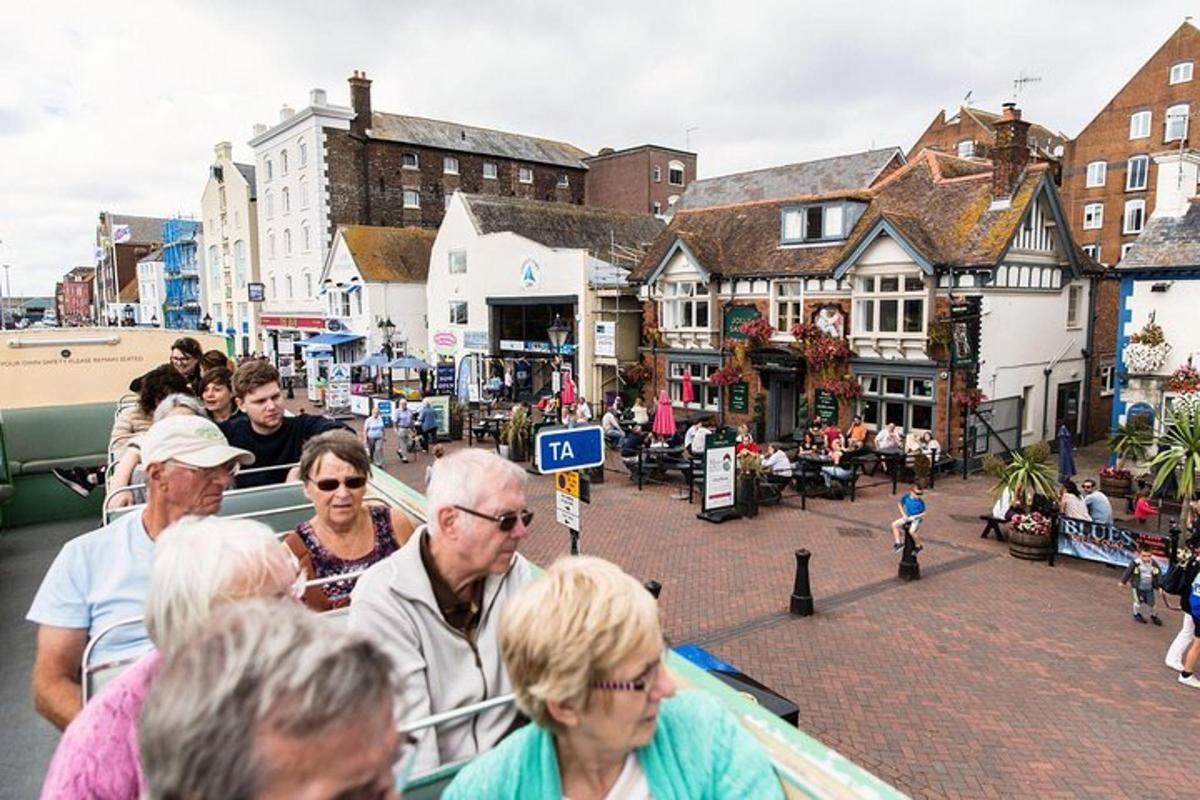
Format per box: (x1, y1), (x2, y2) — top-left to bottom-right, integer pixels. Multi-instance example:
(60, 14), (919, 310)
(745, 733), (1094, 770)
(555, 470), (580, 498)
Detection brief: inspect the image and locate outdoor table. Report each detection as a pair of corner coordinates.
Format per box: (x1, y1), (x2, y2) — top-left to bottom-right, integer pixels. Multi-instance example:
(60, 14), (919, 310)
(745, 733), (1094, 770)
(469, 413), (510, 450)
(635, 445), (689, 491)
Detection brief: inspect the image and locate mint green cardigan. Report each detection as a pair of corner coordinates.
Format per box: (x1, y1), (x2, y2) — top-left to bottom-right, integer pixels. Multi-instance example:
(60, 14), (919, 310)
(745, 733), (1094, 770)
(442, 690), (784, 799)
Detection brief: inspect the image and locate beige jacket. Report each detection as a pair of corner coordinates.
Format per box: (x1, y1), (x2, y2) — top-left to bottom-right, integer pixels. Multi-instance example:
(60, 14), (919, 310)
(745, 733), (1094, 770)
(348, 527), (534, 776)
(108, 406), (153, 456)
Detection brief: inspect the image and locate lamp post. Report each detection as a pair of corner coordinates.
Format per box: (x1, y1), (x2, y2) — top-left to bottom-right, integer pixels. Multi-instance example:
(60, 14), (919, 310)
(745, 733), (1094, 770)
(377, 316), (396, 398)
(200, 313), (212, 332)
(547, 314), (571, 424)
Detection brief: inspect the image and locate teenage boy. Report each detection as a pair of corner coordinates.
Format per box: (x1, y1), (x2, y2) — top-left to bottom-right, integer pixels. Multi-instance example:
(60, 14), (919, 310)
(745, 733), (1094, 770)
(891, 484), (927, 553)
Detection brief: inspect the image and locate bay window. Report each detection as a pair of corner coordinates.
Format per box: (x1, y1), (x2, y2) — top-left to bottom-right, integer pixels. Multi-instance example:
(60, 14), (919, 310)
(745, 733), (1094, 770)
(857, 372), (936, 433)
(853, 273), (926, 335)
(660, 281), (710, 329)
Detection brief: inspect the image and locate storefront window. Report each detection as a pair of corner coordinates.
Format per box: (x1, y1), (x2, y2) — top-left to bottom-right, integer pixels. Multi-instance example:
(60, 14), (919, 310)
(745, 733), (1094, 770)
(856, 370), (936, 434)
(667, 361), (719, 411)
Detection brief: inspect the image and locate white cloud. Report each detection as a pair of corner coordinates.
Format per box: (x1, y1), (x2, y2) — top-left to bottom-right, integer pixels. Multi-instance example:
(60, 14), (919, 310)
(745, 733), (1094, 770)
(0, 0), (1195, 294)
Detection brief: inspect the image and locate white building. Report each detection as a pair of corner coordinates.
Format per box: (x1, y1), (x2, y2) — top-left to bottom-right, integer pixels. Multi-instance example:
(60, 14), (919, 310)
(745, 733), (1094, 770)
(427, 192), (661, 402)
(314, 224), (435, 369)
(248, 89), (355, 356)
(200, 141), (261, 356)
(136, 248), (165, 326)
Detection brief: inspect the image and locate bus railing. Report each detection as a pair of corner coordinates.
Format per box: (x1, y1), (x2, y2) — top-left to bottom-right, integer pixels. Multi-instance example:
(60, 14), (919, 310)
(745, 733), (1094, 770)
(80, 616), (147, 704)
(103, 462), (305, 524)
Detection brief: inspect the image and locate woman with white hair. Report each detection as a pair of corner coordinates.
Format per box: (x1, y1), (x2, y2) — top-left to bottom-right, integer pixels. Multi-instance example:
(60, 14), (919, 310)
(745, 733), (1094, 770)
(444, 556), (783, 799)
(39, 517), (303, 799)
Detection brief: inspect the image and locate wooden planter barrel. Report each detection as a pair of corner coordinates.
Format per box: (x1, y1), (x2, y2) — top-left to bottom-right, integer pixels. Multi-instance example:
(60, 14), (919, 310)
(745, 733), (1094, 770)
(1009, 528), (1053, 561)
(1099, 475), (1132, 498)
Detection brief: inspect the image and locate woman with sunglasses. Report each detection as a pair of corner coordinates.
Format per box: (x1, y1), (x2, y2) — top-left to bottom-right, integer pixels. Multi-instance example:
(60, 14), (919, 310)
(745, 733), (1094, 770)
(40, 516), (301, 800)
(444, 556), (784, 800)
(287, 430), (415, 611)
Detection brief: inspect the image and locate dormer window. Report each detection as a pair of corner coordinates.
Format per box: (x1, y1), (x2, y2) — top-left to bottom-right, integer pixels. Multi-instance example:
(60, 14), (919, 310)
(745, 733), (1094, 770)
(782, 204), (845, 243)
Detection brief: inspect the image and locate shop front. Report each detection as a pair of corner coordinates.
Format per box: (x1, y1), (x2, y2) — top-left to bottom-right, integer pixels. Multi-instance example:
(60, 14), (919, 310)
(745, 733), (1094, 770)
(487, 296), (578, 401)
(851, 360), (939, 437)
(750, 348), (808, 441)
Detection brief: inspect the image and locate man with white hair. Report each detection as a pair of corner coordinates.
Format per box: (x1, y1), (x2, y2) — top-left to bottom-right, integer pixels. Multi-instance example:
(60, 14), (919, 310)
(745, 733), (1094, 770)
(350, 448), (535, 775)
(140, 600), (405, 800)
(26, 415), (254, 729)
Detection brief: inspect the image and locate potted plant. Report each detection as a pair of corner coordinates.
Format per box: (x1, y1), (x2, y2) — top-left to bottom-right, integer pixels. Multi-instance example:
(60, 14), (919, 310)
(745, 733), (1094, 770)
(1149, 407), (1200, 509)
(1007, 511), (1055, 561)
(1098, 465), (1135, 498)
(926, 318), (952, 361)
(982, 442), (1060, 561)
(735, 450), (767, 518)
(1106, 419), (1152, 496)
(500, 405), (531, 462)
(448, 398), (466, 440)
(912, 451), (932, 489)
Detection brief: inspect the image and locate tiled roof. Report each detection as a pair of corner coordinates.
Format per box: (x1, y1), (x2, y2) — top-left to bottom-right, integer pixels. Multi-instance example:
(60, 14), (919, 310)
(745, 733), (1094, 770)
(461, 194), (664, 258)
(370, 112), (590, 169)
(632, 150), (1097, 282)
(1117, 203), (1200, 269)
(108, 214), (171, 244)
(939, 106), (1067, 161)
(340, 225), (436, 283)
(675, 148), (903, 211)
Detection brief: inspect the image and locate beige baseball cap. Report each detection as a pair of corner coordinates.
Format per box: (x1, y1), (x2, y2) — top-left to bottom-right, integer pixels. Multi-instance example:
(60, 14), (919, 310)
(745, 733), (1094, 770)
(140, 415), (255, 468)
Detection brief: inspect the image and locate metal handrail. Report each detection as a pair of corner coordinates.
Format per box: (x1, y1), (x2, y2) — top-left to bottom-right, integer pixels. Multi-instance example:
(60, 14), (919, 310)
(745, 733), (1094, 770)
(398, 694), (515, 736)
(103, 462), (305, 520)
(7, 334), (122, 348)
(80, 615), (146, 704)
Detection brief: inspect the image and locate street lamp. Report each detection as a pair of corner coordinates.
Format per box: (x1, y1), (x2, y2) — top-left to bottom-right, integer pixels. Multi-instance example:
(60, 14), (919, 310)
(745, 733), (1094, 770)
(377, 316), (396, 398)
(547, 314), (571, 423)
(200, 313), (212, 332)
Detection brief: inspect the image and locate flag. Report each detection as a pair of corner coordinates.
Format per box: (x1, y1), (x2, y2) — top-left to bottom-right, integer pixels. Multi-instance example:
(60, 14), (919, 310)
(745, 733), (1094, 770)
(112, 225), (131, 244)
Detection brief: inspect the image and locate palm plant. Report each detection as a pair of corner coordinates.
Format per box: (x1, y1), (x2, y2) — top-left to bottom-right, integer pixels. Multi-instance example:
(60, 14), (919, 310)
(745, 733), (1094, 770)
(983, 441), (1059, 505)
(1149, 409), (1200, 503)
(1109, 419), (1153, 470)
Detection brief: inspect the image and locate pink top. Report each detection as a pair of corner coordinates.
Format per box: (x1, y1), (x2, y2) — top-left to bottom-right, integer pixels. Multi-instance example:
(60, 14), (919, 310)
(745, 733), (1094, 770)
(40, 649), (162, 800)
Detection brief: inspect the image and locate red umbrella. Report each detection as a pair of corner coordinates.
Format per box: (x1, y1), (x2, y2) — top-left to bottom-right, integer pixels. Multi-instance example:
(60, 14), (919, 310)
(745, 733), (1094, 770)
(653, 390), (676, 438)
(561, 372), (576, 406)
(681, 367), (695, 405)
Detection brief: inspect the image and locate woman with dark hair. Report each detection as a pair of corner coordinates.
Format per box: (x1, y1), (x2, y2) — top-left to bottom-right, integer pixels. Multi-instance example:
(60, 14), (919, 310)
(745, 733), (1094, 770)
(1058, 480), (1091, 521)
(199, 349), (232, 378)
(199, 367), (239, 423)
(128, 337), (204, 394)
(110, 365), (193, 456)
(285, 430), (414, 610)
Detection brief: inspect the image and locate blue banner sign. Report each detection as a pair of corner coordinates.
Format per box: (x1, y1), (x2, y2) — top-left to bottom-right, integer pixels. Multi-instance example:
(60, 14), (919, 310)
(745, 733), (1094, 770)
(1056, 516), (1171, 570)
(535, 426), (604, 474)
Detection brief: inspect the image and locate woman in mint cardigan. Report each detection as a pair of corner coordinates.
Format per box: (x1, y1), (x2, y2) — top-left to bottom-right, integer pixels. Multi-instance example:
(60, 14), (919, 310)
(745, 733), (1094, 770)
(443, 557), (783, 800)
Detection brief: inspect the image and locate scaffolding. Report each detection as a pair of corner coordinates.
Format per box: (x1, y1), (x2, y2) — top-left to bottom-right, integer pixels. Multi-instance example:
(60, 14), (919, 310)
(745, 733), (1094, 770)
(162, 218), (201, 330)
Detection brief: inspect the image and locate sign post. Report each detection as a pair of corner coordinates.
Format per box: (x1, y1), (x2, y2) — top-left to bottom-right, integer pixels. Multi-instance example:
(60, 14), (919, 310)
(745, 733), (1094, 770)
(536, 426), (603, 554)
(698, 430), (741, 524)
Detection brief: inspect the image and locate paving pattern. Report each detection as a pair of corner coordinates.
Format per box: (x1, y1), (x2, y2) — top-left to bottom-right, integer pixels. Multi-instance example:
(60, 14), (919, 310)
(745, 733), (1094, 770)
(323, 408), (1198, 799)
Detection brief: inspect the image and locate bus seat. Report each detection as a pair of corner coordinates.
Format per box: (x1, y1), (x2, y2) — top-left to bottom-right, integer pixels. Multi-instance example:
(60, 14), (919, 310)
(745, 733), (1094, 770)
(2, 403), (113, 477)
(81, 616), (147, 705)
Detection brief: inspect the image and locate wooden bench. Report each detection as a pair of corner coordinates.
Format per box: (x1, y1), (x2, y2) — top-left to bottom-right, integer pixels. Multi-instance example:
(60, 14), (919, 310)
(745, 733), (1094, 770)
(979, 514), (1007, 541)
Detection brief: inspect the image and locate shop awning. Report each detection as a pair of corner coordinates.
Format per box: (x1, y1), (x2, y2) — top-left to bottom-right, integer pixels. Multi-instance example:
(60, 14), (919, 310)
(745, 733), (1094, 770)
(299, 333), (364, 349)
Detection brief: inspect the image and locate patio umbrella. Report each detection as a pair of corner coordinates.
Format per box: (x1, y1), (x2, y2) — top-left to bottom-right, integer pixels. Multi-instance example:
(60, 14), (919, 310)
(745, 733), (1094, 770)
(653, 390), (676, 438)
(681, 367), (695, 405)
(561, 372), (576, 406)
(353, 353), (391, 368)
(1057, 423), (1076, 481)
(388, 356), (432, 371)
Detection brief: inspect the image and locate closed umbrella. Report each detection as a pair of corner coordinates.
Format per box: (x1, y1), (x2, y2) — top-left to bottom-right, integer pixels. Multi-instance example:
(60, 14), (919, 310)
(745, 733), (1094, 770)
(1057, 423), (1076, 482)
(681, 367), (695, 405)
(652, 390), (676, 438)
(561, 372), (576, 406)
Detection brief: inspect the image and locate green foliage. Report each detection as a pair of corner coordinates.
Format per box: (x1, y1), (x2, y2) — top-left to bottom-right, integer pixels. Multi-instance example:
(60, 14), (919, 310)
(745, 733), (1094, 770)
(1150, 409), (1200, 503)
(987, 441), (1059, 503)
(752, 392), (767, 423)
(1109, 419), (1152, 468)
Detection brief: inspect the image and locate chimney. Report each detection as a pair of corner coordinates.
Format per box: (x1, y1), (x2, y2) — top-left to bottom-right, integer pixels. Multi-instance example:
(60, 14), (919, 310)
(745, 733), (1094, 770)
(348, 70), (373, 137)
(310, 88), (328, 107)
(1151, 150), (1200, 218)
(252, 123), (268, 137)
(990, 102), (1031, 203)
(214, 141), (233, 163)
(279, 104), (296, 122)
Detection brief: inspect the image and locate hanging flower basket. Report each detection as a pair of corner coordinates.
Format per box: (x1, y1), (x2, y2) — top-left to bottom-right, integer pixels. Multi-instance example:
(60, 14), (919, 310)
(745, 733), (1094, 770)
(955, 387), (987, 409)
(1123, 342), (1171, 374)
(1168, 364), (1200, 395)
(738, 318), (776, 348)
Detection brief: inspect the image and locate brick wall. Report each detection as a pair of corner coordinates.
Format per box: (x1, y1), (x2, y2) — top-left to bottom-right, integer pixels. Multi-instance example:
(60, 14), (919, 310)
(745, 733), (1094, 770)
(908, 110), (994, 160)
(324, 128), (586, 235)
(1086, 276), (1120, 441)
(585, 147), (697, 215)
(1061, 23), (1200, 266)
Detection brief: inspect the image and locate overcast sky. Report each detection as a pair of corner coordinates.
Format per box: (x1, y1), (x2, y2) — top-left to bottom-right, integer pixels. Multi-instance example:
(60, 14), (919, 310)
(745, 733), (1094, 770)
(1, 0), (1196, 296)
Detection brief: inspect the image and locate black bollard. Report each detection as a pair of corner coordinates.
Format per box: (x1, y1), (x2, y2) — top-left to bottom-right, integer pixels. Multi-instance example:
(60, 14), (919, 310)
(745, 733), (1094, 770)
(1169, 520), (1182, 567)
(644, 580), (662, 599)
(898, 523), (920, 581)
(286, 376), (295, 400)
(790, 549), (814, 616)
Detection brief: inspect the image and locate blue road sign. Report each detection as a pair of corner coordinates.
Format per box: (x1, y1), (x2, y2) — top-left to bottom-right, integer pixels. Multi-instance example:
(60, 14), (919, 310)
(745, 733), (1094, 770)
(535, 425), (604, 474)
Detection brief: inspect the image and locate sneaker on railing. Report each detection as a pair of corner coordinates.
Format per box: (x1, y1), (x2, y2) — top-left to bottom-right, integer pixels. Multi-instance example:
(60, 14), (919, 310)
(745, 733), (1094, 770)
(52, 467), (96, 498)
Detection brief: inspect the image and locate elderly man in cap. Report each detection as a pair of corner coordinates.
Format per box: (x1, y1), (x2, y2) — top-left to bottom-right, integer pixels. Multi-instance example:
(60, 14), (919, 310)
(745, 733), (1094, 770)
(350, 448), (534, 776)
(27, 415), (253, 729)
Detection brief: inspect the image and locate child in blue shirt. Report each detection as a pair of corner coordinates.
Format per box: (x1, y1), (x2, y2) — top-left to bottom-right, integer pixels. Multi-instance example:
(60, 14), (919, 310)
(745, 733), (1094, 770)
(892, 484), (927, 553)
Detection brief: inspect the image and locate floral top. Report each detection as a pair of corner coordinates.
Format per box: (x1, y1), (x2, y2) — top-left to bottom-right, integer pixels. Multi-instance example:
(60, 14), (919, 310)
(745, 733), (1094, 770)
(291, 505), (401, 609)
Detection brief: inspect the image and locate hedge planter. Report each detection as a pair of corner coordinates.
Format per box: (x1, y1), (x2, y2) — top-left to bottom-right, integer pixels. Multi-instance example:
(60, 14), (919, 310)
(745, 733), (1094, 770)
(1008, 529), (1053, 561)
(1099, 474), (1133, 498)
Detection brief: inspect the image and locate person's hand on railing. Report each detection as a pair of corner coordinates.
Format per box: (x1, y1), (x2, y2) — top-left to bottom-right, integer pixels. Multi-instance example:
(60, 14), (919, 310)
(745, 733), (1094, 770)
(104, 492), (134, 511)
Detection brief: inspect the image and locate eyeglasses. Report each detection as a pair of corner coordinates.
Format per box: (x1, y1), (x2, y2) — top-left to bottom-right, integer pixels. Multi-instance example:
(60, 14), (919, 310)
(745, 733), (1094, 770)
(310, 476), (368, 492)
(170, 355), (197, 365)
(168, 460), (240, 479)
(591, 657), (664, 694)
(453, 504), (533, 532)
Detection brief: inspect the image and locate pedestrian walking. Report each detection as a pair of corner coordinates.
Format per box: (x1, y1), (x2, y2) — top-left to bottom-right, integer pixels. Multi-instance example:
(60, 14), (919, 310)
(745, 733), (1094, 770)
(393, 397), (414, 463)
(891, 484), (927, 553)
(1166, 535), (1200, 672)
(362, 406), (386, 468)
(1119, 544), (1163, 625)
(418, 400), (439, 452)
(425, 444), (445, 487)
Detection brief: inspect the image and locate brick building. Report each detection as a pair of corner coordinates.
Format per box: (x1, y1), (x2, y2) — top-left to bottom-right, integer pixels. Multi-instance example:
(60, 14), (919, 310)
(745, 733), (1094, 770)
(94, 213), (168, 326)
(632, 113), (1101, 460)
(56, 266), (95, 327)
(1061, 20), (1200, 440)
(583, 145), (697, 217)
(908, 106), (1066, 177)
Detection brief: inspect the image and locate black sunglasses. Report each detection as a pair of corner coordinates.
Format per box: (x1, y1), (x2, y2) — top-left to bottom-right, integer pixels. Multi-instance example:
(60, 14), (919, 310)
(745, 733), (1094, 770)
(311, 476), (368, 492)
(453, 504), (533, 532)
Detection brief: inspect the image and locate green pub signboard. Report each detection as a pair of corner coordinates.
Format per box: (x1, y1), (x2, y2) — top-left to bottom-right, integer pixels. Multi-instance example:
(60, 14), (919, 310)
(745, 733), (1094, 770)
(729, 382), (750, 413)
(723, 305), (761, 340)
(813, 388), (838, 423)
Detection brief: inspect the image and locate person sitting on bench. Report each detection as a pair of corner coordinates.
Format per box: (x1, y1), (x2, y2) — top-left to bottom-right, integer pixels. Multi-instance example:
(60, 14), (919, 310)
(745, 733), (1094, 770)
(820, 440), (853, 491)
